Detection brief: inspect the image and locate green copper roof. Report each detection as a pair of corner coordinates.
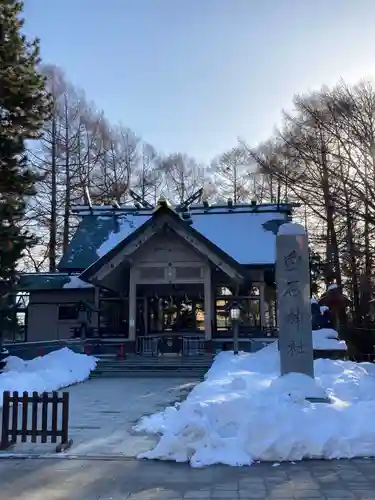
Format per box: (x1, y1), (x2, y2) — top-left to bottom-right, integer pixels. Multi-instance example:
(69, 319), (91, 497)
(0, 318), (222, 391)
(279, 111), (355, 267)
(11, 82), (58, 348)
(17, 274), (94, 291)
(18, 274), (72, 291)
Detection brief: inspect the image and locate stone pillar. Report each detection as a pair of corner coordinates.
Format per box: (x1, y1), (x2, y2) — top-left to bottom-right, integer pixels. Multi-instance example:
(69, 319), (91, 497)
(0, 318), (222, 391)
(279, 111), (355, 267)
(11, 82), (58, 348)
(276, 223), (314, 378)
(128, 268), (137, 341)
(204, 266), (212, 340)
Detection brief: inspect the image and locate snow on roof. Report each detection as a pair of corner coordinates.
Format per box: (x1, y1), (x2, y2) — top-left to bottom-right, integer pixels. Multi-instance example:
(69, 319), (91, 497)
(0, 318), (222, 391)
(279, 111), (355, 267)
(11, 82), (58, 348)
(96, 209), (287, 265)
(278, 222), (306, 235)
(63, 276), (93, 289)
(97, 215), (150, 257)
(192, 211), (286, 264)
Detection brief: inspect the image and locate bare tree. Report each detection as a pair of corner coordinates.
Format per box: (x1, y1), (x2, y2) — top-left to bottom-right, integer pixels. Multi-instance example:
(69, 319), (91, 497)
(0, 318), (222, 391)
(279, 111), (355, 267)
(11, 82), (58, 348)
(91, 125), (139, 204)
(26, 65), (107, 270)
(211, 147), (251, 203)
(132, 143), (162, 204)
(160, 153), (205, 204)
(238, 79), (375, 325)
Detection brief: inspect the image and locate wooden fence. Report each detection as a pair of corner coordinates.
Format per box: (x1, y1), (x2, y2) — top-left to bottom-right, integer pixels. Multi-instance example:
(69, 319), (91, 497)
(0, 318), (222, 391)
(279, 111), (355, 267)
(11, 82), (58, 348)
(0, 391), (73, 452)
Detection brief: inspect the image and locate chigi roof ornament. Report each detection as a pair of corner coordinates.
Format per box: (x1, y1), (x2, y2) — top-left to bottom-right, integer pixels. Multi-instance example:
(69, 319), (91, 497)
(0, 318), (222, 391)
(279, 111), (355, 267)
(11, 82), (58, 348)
(154, 195), (173, 212)
(176, 188), (203, 212)
(129, 189), (153, 209)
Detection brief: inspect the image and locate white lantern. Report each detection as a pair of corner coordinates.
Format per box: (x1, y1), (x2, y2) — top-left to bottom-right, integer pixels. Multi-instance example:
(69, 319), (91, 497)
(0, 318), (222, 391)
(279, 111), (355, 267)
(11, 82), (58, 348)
(230, 304), (240, 321)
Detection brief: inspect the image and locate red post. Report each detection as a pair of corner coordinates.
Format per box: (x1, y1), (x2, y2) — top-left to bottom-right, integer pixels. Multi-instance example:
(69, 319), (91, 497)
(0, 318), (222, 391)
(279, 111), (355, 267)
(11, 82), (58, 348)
(119, 344), (124, 360)
(38, 347), (45, 357)
(84, 344), (90, 355)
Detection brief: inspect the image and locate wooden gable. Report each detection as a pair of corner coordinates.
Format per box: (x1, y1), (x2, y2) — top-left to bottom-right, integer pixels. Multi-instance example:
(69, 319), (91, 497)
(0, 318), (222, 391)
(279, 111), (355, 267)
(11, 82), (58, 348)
(82, 206), (244, 284)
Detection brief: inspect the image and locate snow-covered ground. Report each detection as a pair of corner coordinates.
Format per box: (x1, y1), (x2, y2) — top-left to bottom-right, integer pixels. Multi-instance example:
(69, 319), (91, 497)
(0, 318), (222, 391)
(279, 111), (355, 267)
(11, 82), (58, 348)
(135, 331), (375, 468)
(0, 348), (96, 405)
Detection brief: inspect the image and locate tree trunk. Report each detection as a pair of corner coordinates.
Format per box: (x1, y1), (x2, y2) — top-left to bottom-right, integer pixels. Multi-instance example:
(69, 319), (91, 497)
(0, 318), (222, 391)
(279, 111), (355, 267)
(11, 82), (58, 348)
(63, 94), (71, 252)
(361, 162), (371, 322)
(321, 144), (341, 285)
(49, 116), (57, 271)
(233, 165), (237, 203)
(343, 183), (360, 323)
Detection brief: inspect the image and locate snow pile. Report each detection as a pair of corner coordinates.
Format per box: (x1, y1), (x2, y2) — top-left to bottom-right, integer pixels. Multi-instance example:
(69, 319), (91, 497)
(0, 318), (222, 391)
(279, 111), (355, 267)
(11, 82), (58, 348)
(0, 348), (96, 405)
(313, 328), (347, 351)
(135, 340), (372, 467)
(63, 276), (93, 289)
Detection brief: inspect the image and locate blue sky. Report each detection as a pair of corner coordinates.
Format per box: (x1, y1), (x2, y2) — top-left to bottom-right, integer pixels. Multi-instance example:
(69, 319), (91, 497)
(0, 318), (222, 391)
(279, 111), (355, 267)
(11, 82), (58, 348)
(24, 0), (375, 163)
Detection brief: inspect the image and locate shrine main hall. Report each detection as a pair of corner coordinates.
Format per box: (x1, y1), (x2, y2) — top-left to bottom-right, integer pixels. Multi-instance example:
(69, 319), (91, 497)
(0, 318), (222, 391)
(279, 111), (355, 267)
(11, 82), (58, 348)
(17, 194), (296, 355)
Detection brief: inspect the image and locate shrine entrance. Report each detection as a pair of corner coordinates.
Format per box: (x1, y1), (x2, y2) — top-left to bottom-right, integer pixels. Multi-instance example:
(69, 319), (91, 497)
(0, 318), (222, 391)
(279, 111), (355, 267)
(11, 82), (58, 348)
(143, 286), (205, 334)
(136, 283), (206, 355)
(137, 283), (205, 335)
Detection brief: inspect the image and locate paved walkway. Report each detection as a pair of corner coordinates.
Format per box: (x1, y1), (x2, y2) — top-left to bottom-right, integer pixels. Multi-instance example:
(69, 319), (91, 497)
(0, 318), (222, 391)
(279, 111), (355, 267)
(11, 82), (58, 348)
(1, 457), (375, 499)
(1, 378), (197, 457)
(3, 378), (375, 499)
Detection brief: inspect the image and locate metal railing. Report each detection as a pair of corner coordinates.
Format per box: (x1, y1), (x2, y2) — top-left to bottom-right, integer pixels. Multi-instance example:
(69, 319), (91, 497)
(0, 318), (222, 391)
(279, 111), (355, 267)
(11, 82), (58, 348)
(136, 336), (159, 356)
(136, 335), (206, 356)
(182, 337), (206, 356)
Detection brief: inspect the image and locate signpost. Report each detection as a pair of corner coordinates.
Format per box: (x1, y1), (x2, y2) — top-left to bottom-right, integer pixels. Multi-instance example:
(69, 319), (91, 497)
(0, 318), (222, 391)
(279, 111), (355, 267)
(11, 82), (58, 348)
(276, 222), (314, 378)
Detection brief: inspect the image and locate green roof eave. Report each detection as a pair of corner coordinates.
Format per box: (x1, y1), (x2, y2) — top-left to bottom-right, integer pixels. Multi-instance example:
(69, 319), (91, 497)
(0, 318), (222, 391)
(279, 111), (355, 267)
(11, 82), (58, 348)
(17, 274), (93, 292)
(17, 274), (71, 291)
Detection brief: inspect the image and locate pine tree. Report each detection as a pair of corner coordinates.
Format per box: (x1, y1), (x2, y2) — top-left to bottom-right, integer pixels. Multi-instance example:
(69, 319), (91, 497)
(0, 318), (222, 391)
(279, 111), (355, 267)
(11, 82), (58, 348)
(0, 0), (51, 357)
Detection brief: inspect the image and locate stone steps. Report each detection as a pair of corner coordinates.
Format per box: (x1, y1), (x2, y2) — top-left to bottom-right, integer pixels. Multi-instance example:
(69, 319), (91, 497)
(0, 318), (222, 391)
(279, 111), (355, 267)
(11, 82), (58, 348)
(97, 358), (212, 365)
(90, 354), (213, 378)
(89, 369), (208, 379)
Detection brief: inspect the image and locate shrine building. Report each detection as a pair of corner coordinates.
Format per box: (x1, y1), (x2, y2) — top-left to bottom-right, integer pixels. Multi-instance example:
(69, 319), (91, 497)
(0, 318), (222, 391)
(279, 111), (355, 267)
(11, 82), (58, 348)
(16, 192), (297, 355)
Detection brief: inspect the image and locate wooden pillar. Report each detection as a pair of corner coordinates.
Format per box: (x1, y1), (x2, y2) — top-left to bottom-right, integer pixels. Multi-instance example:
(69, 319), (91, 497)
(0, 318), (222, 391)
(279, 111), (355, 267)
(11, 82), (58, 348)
(204, 266), (212, 340)
(259, 280), (266, 330)
(129, 268), (137, 340)
(157, 298), (163, 332)
(143, 296), (148, 335)
(94, 286), (100, 332)
(211, 280), (216, 337)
